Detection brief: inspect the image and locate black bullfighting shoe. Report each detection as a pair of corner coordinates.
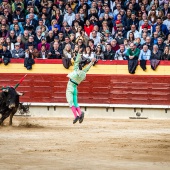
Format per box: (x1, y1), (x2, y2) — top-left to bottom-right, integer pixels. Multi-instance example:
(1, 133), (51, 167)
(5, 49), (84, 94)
(73, 116), (79, 124)
(79, 112), (84, 124)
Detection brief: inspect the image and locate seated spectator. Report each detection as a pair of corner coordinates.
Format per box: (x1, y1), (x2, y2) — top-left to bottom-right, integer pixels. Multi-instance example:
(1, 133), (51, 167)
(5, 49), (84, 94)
(84, 19), (94, 37)
(127, 25), (141, 39)
(127, 12), (139, 31)
(114, 44), (127, 60)
(150, 44), (162, 60)
(161, 46), (170, 60)
(152, 17), (169, 37)
(62, 44), (73, 69)
(0, 24), (9, 39)
(21, 30), (29, 45)
(51, 8), (63, 26)
(126, 43), (140, 74)
(0, 18), (9, 31)
(111, 39), (120, 52)
(139, 44), (151, 60)
(34, 29), (43, 45)
(0, 44), (12, 65)
(163, 12), (170, 31)
(0, 37), (5, 50)
(26, 43), (39, 59)
(5, 37), (14, 52)
(151, 32), (159, 45)
(95, 44), (104, 60)
(154, 25), (166, 40)
(36, 18), (49, 33)
(128, 32), (135, 44)
(87, 39), (96, 52)
(126, 43), (140, 60)
(104, 43), (115, 60)
(62, 36), (75, 51)
(46, 31), (54, 44)
(37, 37), (50, 52)
(13, 7), (25, 24)
(143, 36), (153, 51)
(63, 24), (74, 37)
(9, 30), (17, 44)
(157, 37), (166, 52)
(11, 43), (25, 58)
(48, 42), (62, 59)
(164, 34), (170, 46)
(83, 46), (95, 61)
(37, 45), (48, 59)
(90, 30), (100, 46)
(16, 36), (25, 50)
(139, 19), (152, 36)
(141, 32), (148, 45)
(13, 24), (22, 37)
(10, 18), (24, 34)
(63, 7), (75, 26)
(115, 31), (124, 45)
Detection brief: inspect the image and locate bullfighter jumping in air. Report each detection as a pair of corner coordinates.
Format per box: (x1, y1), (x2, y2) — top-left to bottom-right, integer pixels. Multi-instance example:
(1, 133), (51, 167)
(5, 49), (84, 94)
(66, 53), (96, 124)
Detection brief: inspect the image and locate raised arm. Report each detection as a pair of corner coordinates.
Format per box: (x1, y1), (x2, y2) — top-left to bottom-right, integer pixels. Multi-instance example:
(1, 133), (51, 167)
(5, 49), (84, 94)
(83, 58), (96, 73)
(74, 53), (82, 71)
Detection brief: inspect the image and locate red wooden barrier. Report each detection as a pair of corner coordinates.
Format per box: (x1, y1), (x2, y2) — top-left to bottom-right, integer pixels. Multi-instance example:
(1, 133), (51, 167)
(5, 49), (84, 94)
(0, 74), (170, 105)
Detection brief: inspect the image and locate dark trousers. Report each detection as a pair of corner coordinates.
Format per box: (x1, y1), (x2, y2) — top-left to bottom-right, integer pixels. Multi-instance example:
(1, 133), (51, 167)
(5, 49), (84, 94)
(128, 60), (138, 74)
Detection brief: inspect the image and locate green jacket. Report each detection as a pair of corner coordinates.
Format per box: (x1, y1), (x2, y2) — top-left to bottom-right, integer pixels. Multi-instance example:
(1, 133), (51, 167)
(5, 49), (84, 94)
(126, 48), (140, 59)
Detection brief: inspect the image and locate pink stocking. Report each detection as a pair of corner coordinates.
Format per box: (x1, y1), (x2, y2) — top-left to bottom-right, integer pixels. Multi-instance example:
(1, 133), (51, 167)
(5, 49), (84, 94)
(76, 107), (82, 116)
(71, 106), (77, 118)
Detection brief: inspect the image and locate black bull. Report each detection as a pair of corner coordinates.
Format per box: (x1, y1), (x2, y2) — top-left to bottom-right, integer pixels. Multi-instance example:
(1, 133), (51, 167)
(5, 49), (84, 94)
(0, 87), (28, 125)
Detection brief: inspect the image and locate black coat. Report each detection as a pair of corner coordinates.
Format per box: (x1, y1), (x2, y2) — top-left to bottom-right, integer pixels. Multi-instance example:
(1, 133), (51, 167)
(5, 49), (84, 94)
(48, 48), (62, 59)
(150, 51), (162, 60)
(0, 50), (12, 58)
(104, 50), (115, 60)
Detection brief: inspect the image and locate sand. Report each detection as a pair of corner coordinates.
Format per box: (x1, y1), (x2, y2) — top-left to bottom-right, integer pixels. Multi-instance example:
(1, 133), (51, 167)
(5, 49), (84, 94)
(0, 117), (170, 170)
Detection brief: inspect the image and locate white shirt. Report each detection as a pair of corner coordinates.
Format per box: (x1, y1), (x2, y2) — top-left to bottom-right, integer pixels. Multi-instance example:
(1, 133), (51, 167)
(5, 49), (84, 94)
(64, 12), (75, 26)
(139, 49), (151, 60)
(127, 30), (141, 39)
(163, 19), (170, 31)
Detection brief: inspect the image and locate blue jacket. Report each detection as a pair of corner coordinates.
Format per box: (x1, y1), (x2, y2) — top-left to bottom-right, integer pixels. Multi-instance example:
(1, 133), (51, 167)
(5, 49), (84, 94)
(152, 24), (169, 36)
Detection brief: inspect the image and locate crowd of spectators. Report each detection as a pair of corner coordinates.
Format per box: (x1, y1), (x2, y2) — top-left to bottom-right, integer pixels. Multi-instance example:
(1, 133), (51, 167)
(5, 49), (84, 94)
(0, 0), (169, 70)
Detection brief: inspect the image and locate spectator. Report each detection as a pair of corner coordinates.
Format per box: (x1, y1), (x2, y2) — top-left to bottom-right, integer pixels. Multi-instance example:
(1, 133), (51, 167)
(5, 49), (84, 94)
(152, 17), (169, 37)
(164, 34), (170, 46)
(139, 44), (151, 60)
(163, 12), (170, 32)
(126, 43), (140, 74)
(37, 37), (50, 52)
(104, 43), (115, 60)
(83, 46), (95, 61)
(157, 37), (166, 52)
(5, 37), (14, 52)
(21, 30), (29, 45)
(48, 42), (62, 59)
(114, 44), (127, 60)
(90, 30), (100, 46)
(62, 43), (73, 69)
(9, 30), (17, 44)
(95, 44), (104, 60)
(16, 36), (24, 50)
(63, 7), (75, 26)
(84, 19), (94, 37)
(0, 24), (9, 38)
(161, 46), (170, 60)
(0, 44), (12, 65)
(150, 44), (162, 60)
(127, 25), (140, 39)
(11, 43), (25, 58)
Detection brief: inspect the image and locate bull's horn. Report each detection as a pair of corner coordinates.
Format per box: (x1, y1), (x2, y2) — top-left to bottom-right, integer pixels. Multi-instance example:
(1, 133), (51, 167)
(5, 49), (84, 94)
(16, 91), (24, 96)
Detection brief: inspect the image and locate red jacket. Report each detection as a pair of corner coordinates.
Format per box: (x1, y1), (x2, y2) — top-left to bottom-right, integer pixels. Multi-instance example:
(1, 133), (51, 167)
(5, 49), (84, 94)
(84, 24), (94, 37)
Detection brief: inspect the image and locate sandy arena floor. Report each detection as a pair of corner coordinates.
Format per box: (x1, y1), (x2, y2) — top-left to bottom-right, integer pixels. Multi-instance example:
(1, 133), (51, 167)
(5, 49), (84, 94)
(0, 117), (170, 170)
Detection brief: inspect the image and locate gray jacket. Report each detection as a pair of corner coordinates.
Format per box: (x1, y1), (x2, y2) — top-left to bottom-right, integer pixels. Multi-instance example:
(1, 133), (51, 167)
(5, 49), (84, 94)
(12, 49), (25, 58)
